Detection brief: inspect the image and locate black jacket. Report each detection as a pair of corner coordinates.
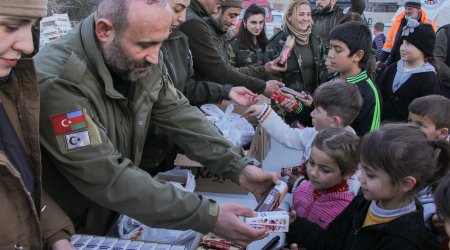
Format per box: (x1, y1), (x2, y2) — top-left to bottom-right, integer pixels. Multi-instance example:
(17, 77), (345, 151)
(287, 195), (439, 250)
(380, 63), (439, 122)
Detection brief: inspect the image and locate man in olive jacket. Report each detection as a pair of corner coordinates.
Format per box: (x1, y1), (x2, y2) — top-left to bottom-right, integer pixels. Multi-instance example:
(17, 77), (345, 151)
(313, 0), (366, 76)
(35, 0), (275, 246)
(0, 0), (75, 249)
(180, 0), (286, 97)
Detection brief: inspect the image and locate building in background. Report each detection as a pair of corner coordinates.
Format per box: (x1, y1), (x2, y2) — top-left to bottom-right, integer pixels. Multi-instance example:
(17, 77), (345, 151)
(40, 13), (72, 48)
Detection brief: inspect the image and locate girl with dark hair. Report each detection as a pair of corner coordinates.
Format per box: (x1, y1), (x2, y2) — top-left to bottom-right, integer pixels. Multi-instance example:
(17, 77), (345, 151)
(228, 3), (269, 68)
(287, 123), (450, 249)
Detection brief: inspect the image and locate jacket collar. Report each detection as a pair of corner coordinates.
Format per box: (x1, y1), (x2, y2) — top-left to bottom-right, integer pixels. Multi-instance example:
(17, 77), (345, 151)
(190, 0), (210, 18)
(345, 70), (368, 84)
(79, 14), (165, 100)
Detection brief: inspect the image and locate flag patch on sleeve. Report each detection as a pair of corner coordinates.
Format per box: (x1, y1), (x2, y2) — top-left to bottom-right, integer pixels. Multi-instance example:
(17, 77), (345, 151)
(50, 109), (87, 135)
(64, 131), (91, 150)
(50, 108), (103, 153)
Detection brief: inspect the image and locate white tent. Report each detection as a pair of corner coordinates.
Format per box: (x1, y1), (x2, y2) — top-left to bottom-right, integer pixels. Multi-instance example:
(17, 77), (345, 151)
(392, 0), (450, 28)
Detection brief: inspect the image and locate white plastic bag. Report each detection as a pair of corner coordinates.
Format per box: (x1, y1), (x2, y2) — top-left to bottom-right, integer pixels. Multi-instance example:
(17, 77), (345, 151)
(200, 104), (254, 146)
(117, 169), (197, 245)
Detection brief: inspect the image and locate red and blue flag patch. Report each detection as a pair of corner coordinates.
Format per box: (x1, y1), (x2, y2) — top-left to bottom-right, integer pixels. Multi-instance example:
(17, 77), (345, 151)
(50, 109), (88, 135)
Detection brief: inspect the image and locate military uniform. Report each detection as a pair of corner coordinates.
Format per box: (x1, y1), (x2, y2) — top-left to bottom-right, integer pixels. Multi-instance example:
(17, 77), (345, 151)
(312, 0), (366, 79)
(141, 29), (234, 175)
(265, 27), (321, 93)
(228, 36), (268, 68)
(205, 17), (232, 63)
(35, 14), (251, 235)
(180, 0), (267, 90)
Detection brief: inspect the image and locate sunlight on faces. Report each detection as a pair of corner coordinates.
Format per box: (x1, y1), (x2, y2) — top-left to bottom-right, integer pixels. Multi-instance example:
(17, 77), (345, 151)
(220, 7), (241, 31)
(287, 3), (311, 31)
(400, 40), (424, 66)
(358, 164), (413, 210)
(327, 39), (363, 78)
(310, 106), (334, 131)
(0, 16), (37, 77)
(408, 112), (448, 140)
(169, 0), (190, 29)
(306, 146), (346, 190)
(101, 1), (172, 82)
(245, 14), (265, 36)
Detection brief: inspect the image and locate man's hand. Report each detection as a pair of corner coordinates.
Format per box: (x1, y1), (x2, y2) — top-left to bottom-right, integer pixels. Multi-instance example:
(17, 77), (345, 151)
(52, 239), (76, 250)
(263, 80), (284, 98)
(212, 203), (268, 246)
(238, 165), (278, 202)
(264, 57), (288, 74)
(229, 87), (259, 105)
(243, 105), (264, 118)
(431, 213), (446, 234)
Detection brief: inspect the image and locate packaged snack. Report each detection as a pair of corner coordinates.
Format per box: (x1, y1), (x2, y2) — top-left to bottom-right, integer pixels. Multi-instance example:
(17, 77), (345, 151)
(255, 182), (288, 212)
(277, 35), (295, 66)
(243, 211), (289, 233)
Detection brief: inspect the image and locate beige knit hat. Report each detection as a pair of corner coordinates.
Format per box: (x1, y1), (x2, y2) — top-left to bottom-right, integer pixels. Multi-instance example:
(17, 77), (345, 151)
(0, 0), (48, 18)
(221, 0), (243, 8)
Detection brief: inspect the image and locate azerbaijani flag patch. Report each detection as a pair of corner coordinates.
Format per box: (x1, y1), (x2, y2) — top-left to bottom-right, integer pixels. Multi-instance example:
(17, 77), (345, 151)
(50, 109), (88, 135)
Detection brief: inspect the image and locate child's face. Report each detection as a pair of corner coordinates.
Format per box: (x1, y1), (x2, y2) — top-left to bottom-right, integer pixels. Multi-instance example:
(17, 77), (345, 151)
(327, 39), (360, 76)
(306, 146), (346, 190)
(358, 164), (409, 209)
(310, 106), (333, 131)
(400, 40), (424, 65)
(408, 112), (448, 140)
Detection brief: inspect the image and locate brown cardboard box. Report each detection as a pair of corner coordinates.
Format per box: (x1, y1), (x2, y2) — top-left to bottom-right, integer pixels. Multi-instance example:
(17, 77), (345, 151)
(174, 125), (270, 195)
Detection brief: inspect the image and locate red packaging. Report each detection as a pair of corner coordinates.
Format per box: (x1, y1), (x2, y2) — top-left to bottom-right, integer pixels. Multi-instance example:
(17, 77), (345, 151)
(277, 35), (295, 66)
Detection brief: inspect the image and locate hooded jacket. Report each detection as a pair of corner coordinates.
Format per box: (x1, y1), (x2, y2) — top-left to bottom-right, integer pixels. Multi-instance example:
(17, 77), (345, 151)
(34, 14), (250, 235)
(287, 194), (439, 250)
(0, 59), (74, 249)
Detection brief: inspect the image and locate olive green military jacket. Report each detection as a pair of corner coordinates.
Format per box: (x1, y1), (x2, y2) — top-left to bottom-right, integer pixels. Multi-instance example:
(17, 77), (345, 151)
(34, 14), (248, 235)
(141, 30), (234, 173)
(266, 27), (321, 92)
(181, 0), (268, 92)
(205, 18), (267, 80)
(312, 0), (366, 75)
(228, 36), (269, 68)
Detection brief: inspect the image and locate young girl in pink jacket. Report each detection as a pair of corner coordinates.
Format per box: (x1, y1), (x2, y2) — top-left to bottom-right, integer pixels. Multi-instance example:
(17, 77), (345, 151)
(292, 127), (359, 229)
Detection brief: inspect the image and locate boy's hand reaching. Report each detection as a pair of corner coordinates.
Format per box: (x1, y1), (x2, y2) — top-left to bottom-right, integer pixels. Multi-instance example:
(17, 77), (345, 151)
(289, 209), (297, 224)
(244, 105), (264, 118)
(279, 93), (297, 112)
(296, 92), (313, 107)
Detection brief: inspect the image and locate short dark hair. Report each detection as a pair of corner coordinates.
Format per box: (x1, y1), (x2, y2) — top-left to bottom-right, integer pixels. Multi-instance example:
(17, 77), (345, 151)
(237, 3), (268, 51)
(373, 22), (384, 32)
(408, 95), (450, 129)
(435, 173), (450, 220)
(330, 21), (372, 69)
(360, 123), (450, 194)
(313, 81), (363, 127)
(337, 12), (364, 25)
(95, 0), (166, 34)
(312, 128), (360, 177)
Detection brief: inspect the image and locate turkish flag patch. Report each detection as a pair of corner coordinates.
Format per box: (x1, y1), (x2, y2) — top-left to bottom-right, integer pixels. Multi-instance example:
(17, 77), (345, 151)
(50, 108), (88, 135)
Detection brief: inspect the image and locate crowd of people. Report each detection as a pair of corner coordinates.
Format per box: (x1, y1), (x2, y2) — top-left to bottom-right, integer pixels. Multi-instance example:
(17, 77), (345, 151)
(1, 0), (450, 249)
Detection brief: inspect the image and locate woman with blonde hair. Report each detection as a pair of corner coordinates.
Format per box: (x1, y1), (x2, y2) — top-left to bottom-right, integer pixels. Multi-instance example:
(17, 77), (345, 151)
(266, 0), (321, 93)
